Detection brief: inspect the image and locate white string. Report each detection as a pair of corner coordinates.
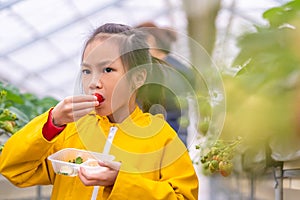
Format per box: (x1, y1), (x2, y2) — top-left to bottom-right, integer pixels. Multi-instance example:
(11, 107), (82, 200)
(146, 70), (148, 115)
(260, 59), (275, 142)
(102, 126), (118, 155)
(91, 186), (100, 200)
(91, 126), (118, 200)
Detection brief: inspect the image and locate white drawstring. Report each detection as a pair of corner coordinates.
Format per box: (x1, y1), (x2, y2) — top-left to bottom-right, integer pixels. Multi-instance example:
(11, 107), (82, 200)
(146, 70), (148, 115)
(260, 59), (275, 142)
(102, 126), (118, 155)
(91, 186), (100, 200)
(91, 126), (118, 200)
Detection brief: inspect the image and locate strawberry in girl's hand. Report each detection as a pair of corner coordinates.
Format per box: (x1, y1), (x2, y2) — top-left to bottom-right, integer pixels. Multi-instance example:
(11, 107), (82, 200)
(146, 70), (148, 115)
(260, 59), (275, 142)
(94, 93), (104, 103)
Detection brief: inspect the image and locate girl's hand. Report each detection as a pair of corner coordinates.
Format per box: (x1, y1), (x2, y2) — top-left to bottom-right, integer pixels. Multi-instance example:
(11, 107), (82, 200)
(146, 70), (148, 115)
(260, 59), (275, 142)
(52, 95), (98, 126)
(78, 161), (121, 187)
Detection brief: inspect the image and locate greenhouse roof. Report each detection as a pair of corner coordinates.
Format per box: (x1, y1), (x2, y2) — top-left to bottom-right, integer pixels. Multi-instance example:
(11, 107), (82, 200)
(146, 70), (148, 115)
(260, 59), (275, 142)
(0, 0), (287, 100)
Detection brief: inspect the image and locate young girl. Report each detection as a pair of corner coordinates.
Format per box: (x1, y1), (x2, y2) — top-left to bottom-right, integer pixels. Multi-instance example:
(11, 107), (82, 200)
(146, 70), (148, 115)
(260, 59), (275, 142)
(0, 23), (198, 199)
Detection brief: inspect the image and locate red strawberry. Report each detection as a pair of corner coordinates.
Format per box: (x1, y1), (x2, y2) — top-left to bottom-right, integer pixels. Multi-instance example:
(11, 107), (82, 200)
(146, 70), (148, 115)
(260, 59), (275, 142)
(94, 93), (104, 103)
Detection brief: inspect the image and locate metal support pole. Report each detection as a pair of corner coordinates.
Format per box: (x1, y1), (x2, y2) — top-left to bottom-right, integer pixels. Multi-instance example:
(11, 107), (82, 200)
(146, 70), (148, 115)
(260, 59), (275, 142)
(273, 165), (283, 200)
(250, 171), (255, 200)
(37, 185), (42, 200)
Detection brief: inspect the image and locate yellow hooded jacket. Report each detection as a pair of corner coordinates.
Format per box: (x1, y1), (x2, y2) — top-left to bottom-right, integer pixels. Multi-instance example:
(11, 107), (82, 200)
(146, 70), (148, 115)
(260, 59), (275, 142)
(0, 106), (198, 199)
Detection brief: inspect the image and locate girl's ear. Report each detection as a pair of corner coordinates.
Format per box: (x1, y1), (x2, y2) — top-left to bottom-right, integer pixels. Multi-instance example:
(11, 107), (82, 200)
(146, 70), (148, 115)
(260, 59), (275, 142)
(132, 69), (147, 89)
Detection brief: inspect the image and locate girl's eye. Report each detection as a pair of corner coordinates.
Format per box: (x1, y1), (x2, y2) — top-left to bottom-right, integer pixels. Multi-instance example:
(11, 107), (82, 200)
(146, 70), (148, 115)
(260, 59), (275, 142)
(82, 69), (91, 74)
(103, 67), (113, 73)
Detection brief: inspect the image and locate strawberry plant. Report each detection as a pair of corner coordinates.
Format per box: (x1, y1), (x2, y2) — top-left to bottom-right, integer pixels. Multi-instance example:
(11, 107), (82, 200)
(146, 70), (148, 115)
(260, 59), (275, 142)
(198, 137), (241, 177)
(0, 82), (58, 151)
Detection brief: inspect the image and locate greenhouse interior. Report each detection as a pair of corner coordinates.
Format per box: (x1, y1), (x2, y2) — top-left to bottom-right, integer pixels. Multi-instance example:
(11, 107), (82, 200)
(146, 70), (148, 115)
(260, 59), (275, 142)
(1, 0), (300, 199)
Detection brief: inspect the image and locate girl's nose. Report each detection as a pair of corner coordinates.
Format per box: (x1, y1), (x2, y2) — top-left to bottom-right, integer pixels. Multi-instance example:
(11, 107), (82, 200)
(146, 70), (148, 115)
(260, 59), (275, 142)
(90, 74), (103, 89)
(96, 78), (103, 89)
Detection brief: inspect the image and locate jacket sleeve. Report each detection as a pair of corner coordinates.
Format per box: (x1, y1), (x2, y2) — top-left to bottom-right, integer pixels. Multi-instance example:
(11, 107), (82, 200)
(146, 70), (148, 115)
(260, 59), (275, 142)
(105, 138), (199, 200)
(0, 110), (60, 187)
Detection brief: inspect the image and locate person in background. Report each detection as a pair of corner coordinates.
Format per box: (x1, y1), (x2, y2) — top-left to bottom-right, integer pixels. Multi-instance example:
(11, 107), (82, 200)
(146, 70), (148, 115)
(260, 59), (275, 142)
(0, 23), (198, 200)
(135, 21), (196, 146)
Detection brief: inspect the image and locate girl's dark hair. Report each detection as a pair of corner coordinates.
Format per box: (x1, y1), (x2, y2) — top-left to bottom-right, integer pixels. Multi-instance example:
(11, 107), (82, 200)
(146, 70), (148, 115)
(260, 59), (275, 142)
(82, 23), (165, 112)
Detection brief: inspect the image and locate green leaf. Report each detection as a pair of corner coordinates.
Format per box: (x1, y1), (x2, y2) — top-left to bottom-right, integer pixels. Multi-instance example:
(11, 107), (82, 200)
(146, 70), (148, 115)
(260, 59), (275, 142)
(263, 0), (300, 28)
(9, 107), (29, 125)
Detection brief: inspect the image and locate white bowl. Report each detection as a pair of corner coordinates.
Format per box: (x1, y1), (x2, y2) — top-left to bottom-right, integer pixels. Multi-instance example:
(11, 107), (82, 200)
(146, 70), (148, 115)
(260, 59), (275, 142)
(48, 148), (115, 176)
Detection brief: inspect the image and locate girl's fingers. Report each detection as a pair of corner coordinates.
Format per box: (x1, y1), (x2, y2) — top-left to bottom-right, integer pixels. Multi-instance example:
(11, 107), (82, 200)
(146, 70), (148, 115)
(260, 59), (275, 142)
(73, 108), (95, 120)
(79, 165), (118, 187)
(72, 95), (97, 103)
(98, 161), (121, 171)
(71, 95), (99, 112)
(72, 101), (98, 111)
(79, 167), (108, 186)
(53, 95), (99, 124)
(78, 168), (97, 186)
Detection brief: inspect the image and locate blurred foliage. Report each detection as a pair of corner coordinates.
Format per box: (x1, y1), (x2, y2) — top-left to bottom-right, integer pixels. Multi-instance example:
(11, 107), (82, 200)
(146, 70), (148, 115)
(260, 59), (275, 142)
(221, 0), (300, 174)
(0, 82), (58, 151)
(232, 0), (300, 92)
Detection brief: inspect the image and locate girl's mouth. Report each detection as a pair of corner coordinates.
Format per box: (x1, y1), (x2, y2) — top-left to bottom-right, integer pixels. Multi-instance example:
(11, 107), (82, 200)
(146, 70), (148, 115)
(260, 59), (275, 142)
(94, 93), (105, 103)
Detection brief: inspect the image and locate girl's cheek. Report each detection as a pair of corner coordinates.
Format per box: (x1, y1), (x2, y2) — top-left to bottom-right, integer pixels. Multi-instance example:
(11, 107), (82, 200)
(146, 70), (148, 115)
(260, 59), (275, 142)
(81, 81), (90, 94)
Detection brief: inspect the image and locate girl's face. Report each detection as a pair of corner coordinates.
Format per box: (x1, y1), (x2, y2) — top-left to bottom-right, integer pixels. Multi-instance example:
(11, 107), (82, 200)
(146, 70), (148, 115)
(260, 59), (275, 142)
(81, 38), (136, 123)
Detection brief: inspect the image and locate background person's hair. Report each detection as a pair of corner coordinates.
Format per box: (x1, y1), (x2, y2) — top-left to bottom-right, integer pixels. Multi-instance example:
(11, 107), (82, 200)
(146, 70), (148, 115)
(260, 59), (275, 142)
(135, 21), (177, 54)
